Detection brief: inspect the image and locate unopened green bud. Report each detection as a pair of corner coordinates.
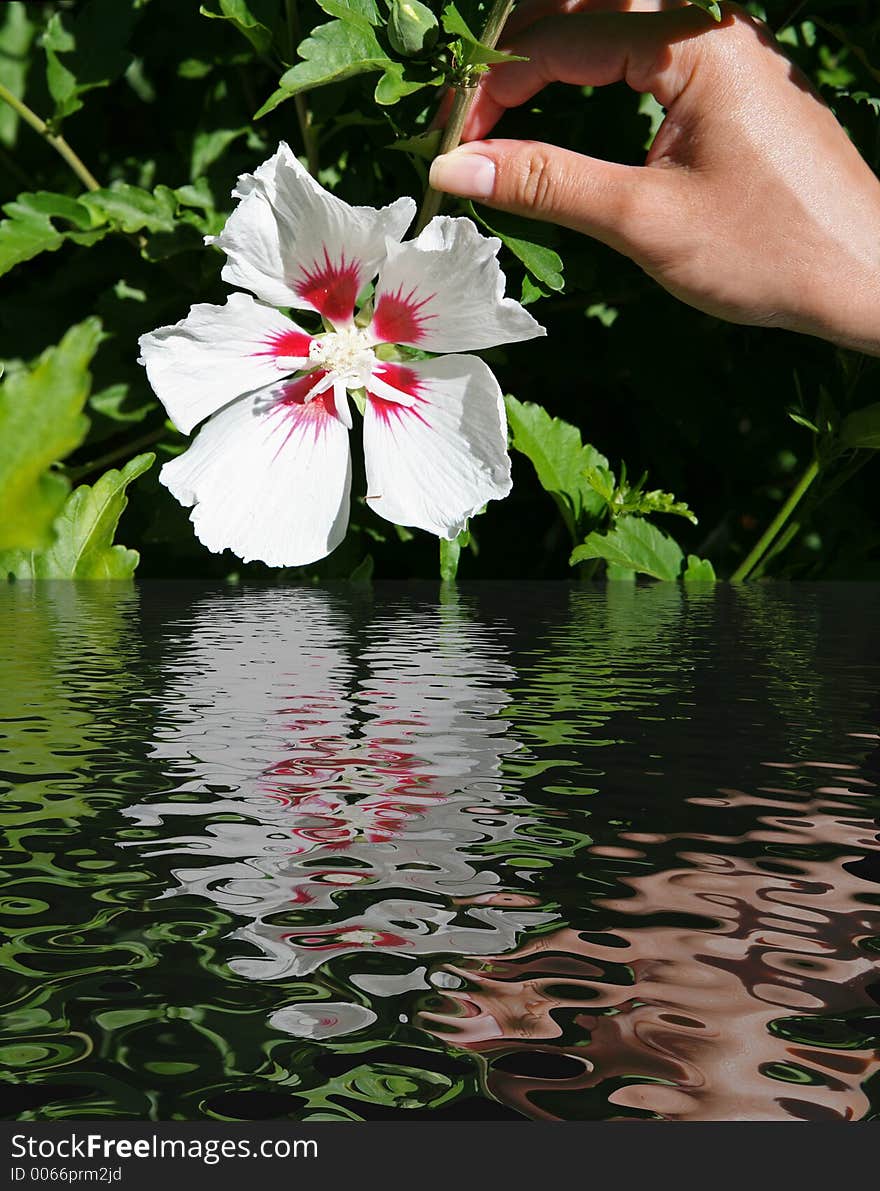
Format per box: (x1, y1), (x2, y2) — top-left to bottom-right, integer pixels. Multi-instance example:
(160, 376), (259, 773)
(387, 0), (438, 57)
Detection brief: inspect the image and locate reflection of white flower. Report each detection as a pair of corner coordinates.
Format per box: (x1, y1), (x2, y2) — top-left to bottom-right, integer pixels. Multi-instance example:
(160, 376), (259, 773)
(138, 143), (544, 566)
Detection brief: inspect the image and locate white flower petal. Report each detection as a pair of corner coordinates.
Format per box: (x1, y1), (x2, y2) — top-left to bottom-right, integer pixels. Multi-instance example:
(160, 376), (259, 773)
(161, 375), (351, 567)
(370, 215), (545, 352)
(211, 141), (416, 322)
(362, 355), (511, 539)
(138, 293), (312, 435)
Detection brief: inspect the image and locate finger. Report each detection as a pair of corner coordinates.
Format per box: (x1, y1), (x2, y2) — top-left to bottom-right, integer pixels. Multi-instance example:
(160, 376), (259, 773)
(505, 0), (685, 39)
(428, 138), (686, 261)
(462, 6), (721, 140)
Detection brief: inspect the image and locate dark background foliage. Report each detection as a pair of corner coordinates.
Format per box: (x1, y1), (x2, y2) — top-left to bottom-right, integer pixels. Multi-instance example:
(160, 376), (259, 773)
(1, 0), (878, 580)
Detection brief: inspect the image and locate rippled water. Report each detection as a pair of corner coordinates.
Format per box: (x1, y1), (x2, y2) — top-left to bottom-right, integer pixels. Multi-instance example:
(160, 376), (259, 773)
(1, 582), (878, 1121)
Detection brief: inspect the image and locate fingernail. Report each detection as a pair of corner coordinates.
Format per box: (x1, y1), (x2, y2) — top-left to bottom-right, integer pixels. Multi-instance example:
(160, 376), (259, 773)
(429, 151), (496, 198)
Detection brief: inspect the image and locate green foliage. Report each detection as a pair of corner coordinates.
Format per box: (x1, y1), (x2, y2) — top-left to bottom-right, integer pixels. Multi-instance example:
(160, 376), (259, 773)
(505, 395), (607, 542)
(841, 402), (880, 449)
(0, 1), (36, 146)
(0, 191), (106, 277)
(439, 524), (471, 581)
(571, 518), (686, 582)
(441, 4), (524, 69)
(585, 463), (698, 525)
(41, 0), (140, 122)
(0, 320), (100, 550)
(691, 0), (722, 19)
(0, 1), (878, 582)
(256, 18), (391, 115)
(200, 1), (281, 54)
(0, 453), (154, 579)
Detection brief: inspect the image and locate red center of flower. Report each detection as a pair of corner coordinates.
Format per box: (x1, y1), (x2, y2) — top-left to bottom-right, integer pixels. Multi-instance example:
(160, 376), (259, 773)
(265, 327), (312, 359)
(293, 249), (361, 323)
(372, 287), (435, 345)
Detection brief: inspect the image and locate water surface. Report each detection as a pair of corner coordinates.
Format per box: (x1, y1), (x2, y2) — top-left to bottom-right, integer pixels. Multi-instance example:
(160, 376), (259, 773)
(1, 583), (878, 1121)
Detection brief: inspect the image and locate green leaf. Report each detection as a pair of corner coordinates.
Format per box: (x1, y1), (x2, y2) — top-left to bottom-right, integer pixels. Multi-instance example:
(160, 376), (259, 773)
(440, 3), (477, 40)
(505, 396), (608, 541)
(82, 183), (178, 233)
(374, 60), (434, 104)
(349, 552), (374, 582)
(0, 319), (101, 551)
(199, 0), (280, 54)
(840, 402), (880, 449)
(471, 206), (564, 290)
(189, 127), (249, 179)
(571, 518), (685, 582)
(0, 191), (107, 279)
(41, 0), (140, 121)
(441, 3), (525, 67)
(316, 0), (381, 27)
(520, 276), (547, 305)
(0, 1), (37, 147)
(89, 383), (155, 425)
(439, 527), (470, 582)
(1, 453), (154, 580)
(689, 0), (722, 19)
(683, 555), (717, 583)
(259, 18), (388, 115)
(390, 129), (443, 159)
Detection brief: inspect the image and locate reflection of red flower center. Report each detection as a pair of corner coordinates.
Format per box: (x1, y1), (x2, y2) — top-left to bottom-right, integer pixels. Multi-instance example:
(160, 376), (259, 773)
(282, 926), (409, 950)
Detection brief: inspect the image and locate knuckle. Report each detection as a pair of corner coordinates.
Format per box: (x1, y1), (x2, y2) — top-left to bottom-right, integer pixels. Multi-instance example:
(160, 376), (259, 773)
(511, 149), (558, 211)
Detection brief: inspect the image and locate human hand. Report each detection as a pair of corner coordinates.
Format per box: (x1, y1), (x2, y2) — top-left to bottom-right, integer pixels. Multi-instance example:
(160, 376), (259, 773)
(428, 2), (880, 355)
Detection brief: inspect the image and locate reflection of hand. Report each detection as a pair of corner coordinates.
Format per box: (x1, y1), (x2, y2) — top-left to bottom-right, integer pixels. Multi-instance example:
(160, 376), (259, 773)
(429, 2), (880, 355)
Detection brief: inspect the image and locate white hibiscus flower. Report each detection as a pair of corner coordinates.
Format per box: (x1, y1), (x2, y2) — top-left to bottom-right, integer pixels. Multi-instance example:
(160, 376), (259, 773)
(138, 143), (545, 567)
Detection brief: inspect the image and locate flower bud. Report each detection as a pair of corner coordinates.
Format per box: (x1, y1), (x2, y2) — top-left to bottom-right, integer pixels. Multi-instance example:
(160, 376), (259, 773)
(387, 0), (439, 58)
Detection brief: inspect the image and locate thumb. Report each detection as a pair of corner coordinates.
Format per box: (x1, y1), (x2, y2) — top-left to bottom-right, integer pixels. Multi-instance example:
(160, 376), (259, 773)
(428, 139), (681, 262)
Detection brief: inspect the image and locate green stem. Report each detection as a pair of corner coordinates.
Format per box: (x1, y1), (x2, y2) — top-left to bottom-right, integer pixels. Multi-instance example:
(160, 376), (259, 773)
(414, 0), (516, 234)
(284, 0), (319, 175)
(0, 80), (100, 192)
(749, 521), (800, 581)
(68, 426), (167, 483)
(730, 457), (820, 583)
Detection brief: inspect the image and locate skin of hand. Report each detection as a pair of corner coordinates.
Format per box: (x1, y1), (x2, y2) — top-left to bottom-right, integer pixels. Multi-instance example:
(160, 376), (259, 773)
(428, 1), (880, 356)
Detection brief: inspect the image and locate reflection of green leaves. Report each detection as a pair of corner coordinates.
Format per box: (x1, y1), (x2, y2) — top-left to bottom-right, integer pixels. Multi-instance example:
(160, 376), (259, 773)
(505, 396), (607, 542)
(571, 517), (685, 582)
(297, 1061), (457, 1119)
(0, 320), (100, 551)
(1, 453), (154, 580)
